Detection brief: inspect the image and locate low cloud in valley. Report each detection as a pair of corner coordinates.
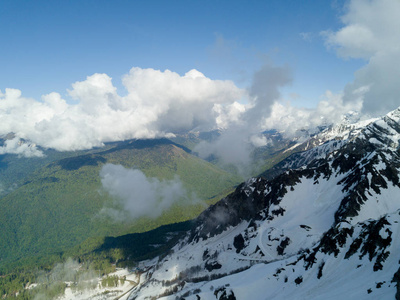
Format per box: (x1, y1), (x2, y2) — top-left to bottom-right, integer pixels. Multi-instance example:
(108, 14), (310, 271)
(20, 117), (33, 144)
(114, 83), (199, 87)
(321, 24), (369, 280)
(100, 163), (192, 220)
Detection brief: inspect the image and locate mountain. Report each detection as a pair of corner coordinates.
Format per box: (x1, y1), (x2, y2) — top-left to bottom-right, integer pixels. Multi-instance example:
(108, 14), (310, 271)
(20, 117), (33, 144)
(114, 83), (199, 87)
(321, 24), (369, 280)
(128, 107), (400, 299)
(0, 138), (241, 270)
(260, 112), (378, 180)
(0, 138), (92, 197)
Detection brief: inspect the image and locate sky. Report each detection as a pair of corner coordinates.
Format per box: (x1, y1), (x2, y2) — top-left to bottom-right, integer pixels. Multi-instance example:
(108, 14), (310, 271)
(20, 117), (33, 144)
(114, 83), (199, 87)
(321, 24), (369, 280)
(0, 0), (400, 158)
(1, 0), (360, 105)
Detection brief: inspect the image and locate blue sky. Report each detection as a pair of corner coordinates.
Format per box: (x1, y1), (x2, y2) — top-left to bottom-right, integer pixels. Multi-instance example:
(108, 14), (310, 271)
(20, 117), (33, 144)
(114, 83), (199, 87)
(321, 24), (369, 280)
(1, 0), (363, 107)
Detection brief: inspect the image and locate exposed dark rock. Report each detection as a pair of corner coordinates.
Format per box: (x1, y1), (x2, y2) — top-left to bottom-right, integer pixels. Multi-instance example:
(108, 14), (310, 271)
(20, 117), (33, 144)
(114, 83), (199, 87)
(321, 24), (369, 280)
(318, 223), (354, 257)
(294, 276), (303, 285)
(203, 249), (209, 260)
(214, 287), (236, 300)
(317, 261), (325, 279)
(189, 178), (270, 242)
(233, 234), (245, 254)
(344, 217), (392, 265)
(392, 266), (400, 300)
(205, 261), (222, 272)
(277, 237), (291, 256)
(300, 225), (312, 231)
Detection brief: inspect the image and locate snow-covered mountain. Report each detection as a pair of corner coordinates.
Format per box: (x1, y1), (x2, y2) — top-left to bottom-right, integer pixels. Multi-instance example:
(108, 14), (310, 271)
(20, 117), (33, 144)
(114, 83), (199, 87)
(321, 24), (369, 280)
(128, 107), (400, 300)
(261, 112), (378, 180)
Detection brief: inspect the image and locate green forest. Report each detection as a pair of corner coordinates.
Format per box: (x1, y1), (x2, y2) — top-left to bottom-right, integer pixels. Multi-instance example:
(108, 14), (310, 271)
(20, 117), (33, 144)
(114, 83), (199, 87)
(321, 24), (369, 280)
(0, 135), (295, 299)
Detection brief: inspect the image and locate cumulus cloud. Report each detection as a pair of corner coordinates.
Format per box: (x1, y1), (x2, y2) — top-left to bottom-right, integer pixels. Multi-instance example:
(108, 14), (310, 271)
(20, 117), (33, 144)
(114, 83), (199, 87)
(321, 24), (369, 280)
(213, 101), (246, 129)
(121, 68), (243, 133)
(324, 0), (400, 115)
(100, 164), (192, 220)
(0, 68), (243, 156)
(263, 90), (364, 138)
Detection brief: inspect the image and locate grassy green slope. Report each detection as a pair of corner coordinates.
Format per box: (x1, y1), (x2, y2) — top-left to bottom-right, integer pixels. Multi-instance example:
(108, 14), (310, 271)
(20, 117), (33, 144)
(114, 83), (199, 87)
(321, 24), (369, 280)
(0, 139), (240, 270)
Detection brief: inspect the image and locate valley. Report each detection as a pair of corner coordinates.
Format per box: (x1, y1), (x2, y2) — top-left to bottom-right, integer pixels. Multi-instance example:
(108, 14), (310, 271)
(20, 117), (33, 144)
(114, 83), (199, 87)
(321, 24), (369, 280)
(0, 132), (291, 299)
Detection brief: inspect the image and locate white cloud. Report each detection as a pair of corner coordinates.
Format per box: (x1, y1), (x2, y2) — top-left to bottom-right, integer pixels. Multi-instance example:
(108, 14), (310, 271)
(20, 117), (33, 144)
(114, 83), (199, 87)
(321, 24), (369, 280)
(262, 90), (363, 137)
(0, 137), (44, 157)
(196, 3), (400, 171)
(195, 126), (254, 177)
(195, 87), (364, 177)
(0, 68), (244, 156)
(100, 164), (189, 220)
(194, 63), (292, 177)
(324, 0), (400, 115)
(213, 101), (246, 129)
(121, 68), (243, 133)
(68, 73), (120, 113)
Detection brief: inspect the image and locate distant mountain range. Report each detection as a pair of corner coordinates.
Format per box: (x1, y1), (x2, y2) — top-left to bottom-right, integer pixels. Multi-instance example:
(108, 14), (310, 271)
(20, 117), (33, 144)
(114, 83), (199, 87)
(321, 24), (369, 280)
(128, 107), (400, 299)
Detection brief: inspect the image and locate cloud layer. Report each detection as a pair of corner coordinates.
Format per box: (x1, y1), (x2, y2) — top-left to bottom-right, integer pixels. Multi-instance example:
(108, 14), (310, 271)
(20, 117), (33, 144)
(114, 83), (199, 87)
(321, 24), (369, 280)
(100, 164), (189, 220)
(324, 0), (400, 115)
(0, 68), (243, 155)
(263, 90), (363, 137)
(194, 60), (366, 176)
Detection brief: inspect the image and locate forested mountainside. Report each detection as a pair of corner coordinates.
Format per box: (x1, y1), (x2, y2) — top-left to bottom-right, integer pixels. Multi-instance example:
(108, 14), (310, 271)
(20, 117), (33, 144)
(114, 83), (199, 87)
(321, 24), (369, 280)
(0, 138), (240, 271)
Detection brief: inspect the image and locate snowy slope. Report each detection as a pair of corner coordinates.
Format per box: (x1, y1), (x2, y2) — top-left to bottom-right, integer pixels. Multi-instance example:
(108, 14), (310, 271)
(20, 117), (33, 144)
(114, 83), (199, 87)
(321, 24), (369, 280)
(128, 107), (400, 300)
(150, 210), (400, 300)
(262, 113), (378, 180)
